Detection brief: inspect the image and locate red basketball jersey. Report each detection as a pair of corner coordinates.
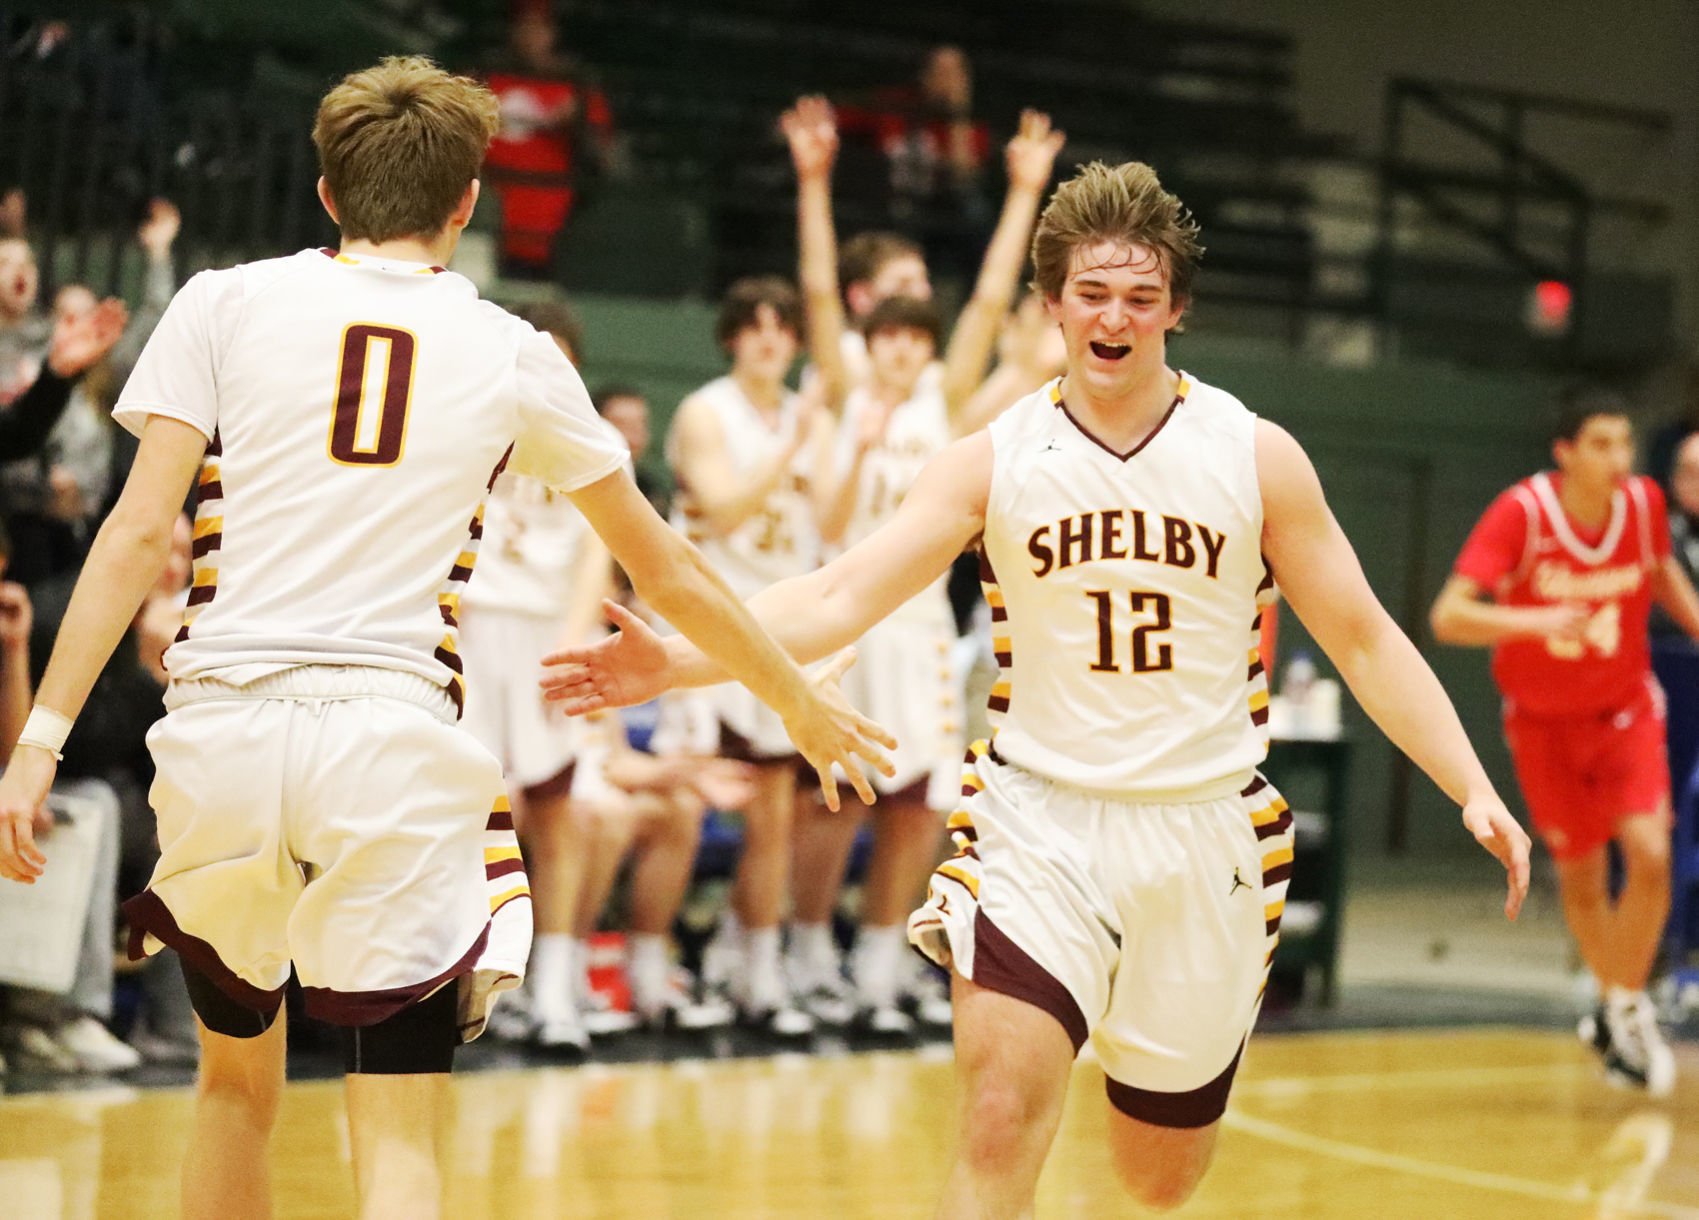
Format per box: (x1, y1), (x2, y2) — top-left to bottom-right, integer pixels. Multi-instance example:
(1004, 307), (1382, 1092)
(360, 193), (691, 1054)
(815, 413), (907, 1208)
(1453, 472), (1669, 718)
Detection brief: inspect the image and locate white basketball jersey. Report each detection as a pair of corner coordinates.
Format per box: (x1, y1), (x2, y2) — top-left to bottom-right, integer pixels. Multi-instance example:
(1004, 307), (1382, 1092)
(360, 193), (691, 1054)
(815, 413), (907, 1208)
(979, 375), (1274, 797)
(667, 376), (818, 596)
(467, 422), (630, 618)
(113, 249), (626, 712)
(836, 383), (952, 623)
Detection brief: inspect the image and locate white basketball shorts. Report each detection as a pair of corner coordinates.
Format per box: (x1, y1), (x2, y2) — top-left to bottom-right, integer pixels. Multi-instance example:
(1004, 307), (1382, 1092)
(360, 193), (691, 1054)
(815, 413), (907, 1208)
(842, 592), (963, 808)
(458, 606), (580, 790)
(124, 664), (533, 1036)
(908, 740), (1294, 1127)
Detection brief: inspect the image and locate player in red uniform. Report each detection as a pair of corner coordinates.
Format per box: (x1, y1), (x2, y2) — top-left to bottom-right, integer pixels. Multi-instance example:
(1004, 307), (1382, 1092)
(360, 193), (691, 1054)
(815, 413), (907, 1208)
(1432, 391), (1699, 1095)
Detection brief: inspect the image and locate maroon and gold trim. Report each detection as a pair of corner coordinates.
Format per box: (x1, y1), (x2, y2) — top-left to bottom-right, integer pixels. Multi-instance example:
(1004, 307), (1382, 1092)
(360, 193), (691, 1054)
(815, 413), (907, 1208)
(1106, 1041), (1245, 1128)
(303, 923), (490, 1027)
(177, 430), (226, 644)
(123, 889), (286, 1014)
(979, 547), (1012, 715)
(1049, 373), (1192, 462)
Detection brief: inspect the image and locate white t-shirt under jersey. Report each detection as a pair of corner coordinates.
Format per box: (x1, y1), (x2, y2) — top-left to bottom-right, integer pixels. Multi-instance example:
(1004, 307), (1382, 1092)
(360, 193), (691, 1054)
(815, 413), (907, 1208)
(978, 374), (1275, 798)
(666, 375), (819, 597)
(114, 249), (626, 701)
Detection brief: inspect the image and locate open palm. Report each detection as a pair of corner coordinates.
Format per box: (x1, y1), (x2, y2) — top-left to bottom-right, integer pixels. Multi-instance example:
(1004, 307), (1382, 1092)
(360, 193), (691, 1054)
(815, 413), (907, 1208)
(540, 600), (671, 714)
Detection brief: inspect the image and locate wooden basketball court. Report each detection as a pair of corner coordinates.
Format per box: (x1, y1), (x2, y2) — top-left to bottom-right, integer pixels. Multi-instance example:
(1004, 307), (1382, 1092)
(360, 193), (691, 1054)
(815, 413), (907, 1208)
(2, 1027), (1694, 1217)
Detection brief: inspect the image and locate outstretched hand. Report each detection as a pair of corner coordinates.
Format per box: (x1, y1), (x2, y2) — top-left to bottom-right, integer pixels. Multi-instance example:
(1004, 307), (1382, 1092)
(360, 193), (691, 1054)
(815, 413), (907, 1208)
(1461, 797), (1532, 921)
(781, 648), (897, 812)
(540, 600), (671, 714)
(782, 94), (838, 180)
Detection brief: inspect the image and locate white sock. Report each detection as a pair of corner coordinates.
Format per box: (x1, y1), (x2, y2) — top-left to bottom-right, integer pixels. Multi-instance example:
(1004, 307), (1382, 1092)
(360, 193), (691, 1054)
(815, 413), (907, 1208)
(628, 933), (671, 1005)
(852, 924), (904, 1007)
(746, 926), (784, 1009)
(1606, 985), (1643, 1011)
(569, 937), (594, 1007)
(531, 934), (575, 1021)
(789, 922), (836, 969)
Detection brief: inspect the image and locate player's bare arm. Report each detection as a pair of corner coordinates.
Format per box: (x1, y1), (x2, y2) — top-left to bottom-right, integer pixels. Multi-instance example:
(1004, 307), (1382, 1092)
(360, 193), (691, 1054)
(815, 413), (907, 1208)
(0, 415), (206, 883)
(783, 95), (852, 411)
(939, 110), (1064, 432)
(670, 390), (818, 535)
(1429, 573), (1589, 647)
(1257, 419), (1531, 919)
(1651, 552), (1699, 639)
(564, 465), (894, 810)
(811, 393), (892, 544)
(545, 430), (991, 709)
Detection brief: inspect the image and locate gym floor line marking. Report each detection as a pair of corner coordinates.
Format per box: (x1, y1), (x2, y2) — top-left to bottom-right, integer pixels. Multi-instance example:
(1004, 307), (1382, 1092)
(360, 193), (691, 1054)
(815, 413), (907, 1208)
(1224, 1110), (1699, 1219)
(1235, 1061), (1587, 1097)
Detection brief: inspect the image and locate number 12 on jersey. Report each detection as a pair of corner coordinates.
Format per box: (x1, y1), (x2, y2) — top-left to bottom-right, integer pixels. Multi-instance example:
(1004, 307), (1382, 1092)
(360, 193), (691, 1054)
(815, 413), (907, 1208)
(1086, 589), (1174, 673)
(328, 323), (418, 467)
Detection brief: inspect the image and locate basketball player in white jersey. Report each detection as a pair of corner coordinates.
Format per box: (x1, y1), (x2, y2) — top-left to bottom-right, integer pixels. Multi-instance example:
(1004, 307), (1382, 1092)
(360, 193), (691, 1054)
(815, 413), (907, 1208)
(667, 276), (833, 1034)
(456, 298), (620, 1054)
(0, 58), (889, 1220)
(782, 96), (1063, 1033)
(545, 159), (1532, 1215)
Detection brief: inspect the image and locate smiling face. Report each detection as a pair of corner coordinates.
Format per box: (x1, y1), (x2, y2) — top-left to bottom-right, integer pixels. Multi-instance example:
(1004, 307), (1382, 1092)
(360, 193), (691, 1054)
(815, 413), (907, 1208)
(1046, 240), (1183, 398)
(867, 324), (935, 398)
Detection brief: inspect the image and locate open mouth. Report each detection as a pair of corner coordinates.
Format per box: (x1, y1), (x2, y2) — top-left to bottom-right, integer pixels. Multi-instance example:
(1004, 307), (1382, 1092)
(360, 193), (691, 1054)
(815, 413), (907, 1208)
(1089, 341), (1130, 361)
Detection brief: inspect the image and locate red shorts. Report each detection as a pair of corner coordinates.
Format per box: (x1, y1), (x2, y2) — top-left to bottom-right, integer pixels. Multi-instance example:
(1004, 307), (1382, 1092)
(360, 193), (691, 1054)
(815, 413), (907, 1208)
(1503, 679), (1670, 860)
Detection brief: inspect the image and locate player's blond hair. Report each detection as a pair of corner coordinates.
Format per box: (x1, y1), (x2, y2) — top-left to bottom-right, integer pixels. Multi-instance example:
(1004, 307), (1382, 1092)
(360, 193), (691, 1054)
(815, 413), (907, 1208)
(1031, 161), (1203, 319)
(312, 56), (500, 242)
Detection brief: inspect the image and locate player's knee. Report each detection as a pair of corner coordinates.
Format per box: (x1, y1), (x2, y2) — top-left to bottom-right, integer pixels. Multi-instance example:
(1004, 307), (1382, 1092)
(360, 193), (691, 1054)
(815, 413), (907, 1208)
(1620, 828), (1670, 877)
(197, 1031), (285, 1117)
(960, 1080), (1052, 1168)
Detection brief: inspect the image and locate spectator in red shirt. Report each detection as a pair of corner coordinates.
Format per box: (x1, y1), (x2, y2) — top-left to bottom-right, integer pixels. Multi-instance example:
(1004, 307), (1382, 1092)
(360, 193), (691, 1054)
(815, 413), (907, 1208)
(482, 3), (619, 274)
(1432, 389), (1699, 1097)
(836, 45), (996, 284)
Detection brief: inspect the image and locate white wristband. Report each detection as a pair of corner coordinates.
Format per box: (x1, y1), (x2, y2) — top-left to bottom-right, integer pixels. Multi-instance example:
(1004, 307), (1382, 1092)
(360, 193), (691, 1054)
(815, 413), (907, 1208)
(17, 706), (73, 760)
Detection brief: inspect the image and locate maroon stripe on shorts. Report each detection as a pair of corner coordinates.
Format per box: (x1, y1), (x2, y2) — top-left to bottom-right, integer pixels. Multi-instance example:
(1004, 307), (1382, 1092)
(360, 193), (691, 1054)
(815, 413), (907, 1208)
(1255, 810), (1292, 841)
(987, 694), (1011, 714)
(191, 532), (222, 559)
(486, 809), (515, 832)
(1262, 860), (1293, 887)
(970, 909), (1088, 1054)
(486, 857), (526, 881)
(1106, 1041), (1245, 1128)
(122, 889), (286, 1013)
(187, 584), (217, 606)
(1250, 707), (1269, 726)
(1241, 775), (1267, 798)
(302, 921), (490, 1027)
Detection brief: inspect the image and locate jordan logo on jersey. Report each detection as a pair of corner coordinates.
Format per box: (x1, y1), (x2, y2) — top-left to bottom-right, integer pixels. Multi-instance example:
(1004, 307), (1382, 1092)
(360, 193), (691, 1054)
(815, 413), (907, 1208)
(1027, 509), (1227, 579)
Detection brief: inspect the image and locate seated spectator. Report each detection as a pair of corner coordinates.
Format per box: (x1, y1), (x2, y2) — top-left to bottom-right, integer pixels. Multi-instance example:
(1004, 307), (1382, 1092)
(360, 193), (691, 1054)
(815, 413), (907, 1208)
(482, 2), (619, 275)
(836, 45), (994, 283)
(0, 234), (48, 400)
(0, 293), (128, 502)
(0, 519), (137, 1074)
(569, 692), (755, 1033)
(24, 514), (198, 1064)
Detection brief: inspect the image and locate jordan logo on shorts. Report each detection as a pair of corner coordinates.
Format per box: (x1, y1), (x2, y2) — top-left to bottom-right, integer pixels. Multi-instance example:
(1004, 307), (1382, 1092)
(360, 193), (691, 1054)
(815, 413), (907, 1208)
(1229, 867), (1250, 896)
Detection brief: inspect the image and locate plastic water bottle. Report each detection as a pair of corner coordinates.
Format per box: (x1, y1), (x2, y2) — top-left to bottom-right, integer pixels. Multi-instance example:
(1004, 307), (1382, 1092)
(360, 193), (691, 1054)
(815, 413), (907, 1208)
(1283, 650), (1316, 736)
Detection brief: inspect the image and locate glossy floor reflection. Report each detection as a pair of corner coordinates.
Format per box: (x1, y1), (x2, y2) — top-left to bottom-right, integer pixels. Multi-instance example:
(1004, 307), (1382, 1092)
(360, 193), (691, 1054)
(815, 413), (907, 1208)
(2, 1029), (1696, 1218)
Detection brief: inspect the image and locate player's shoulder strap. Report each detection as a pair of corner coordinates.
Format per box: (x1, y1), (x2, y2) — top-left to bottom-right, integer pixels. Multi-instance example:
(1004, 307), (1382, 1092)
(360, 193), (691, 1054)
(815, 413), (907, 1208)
(1506, 475), (1547, 585)
(1626, 474), (1657, 569)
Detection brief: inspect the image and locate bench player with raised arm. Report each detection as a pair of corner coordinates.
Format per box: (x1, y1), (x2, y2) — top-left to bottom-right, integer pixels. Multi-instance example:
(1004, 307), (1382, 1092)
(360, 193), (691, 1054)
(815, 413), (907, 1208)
(783, 95), (1063, 1033)
(0, 57), (889, 1220)
(545, 159), (1531, 1217)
